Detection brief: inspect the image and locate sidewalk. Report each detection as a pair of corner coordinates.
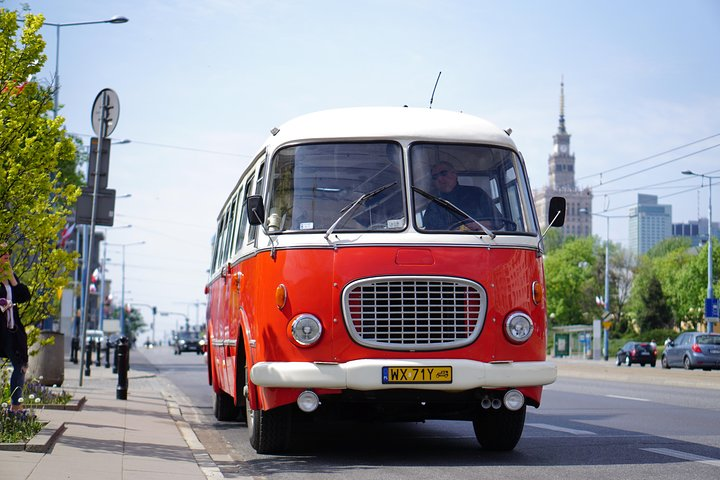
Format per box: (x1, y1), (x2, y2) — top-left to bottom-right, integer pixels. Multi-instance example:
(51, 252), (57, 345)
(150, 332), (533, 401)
(1, 349), (219, 480)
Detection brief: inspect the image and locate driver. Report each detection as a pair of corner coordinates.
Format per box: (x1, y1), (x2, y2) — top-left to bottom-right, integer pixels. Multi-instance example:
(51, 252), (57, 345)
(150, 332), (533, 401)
(422, 161), (499, 230)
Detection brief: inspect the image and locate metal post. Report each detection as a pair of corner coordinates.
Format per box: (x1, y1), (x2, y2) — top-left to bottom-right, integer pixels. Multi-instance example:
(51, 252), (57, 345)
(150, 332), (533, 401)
(708, 177), (714, 333)
(79, 93), (107, 387)
(84, 339), (93, 376)
(120, 245), (126, 336)
(116, 336), (129, 400)
(604, 216), (610, 361)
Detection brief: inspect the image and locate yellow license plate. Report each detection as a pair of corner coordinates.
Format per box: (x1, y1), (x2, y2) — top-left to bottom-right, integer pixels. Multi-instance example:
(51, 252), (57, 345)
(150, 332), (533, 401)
(382, 366), (452, 384)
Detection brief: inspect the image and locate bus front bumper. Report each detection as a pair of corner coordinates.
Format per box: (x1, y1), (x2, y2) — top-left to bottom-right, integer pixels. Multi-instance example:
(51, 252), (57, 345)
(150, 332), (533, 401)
(250, 359), (556, 391)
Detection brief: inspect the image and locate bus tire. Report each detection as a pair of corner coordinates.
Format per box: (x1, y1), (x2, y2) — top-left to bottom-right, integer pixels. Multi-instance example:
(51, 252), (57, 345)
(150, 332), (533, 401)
(472, 405), (526, 451)
(247, 403), (292, 454)
(213, 389), (239, 421)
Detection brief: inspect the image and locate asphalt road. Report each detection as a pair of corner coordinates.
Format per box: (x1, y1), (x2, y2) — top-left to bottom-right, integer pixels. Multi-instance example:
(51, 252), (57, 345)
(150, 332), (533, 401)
(136, 346), (720, 480)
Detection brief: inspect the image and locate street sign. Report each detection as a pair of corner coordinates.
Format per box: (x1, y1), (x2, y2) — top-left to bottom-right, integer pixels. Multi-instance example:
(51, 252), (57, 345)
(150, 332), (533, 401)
(76, 188), (116, 226)
(706, 298), (719, 320)
(91, 88), (120, 138)
(87, 137), (111, 189)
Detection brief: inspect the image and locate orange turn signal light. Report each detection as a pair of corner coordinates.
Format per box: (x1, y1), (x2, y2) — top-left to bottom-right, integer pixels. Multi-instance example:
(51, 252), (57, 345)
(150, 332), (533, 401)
(531, 281), (543, 305)
(275, 284), (287, 309)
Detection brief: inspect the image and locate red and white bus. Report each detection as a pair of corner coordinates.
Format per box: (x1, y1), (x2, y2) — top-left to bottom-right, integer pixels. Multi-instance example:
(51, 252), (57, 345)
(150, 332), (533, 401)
(205, 107), (565, 453)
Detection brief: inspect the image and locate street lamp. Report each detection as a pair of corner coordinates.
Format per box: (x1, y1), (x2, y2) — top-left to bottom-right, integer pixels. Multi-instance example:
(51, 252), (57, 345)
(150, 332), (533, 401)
(580, 208), (627, 360)
(38, 16), (129, 118)
(682, 170), (719, 332)
(106, 241), (145, 337)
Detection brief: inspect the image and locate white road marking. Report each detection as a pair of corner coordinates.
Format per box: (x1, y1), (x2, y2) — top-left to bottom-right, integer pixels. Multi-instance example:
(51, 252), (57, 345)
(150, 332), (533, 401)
(605, 394), (650, 402)
(642, 448), (720, 467)
(526, 423), (597, 435)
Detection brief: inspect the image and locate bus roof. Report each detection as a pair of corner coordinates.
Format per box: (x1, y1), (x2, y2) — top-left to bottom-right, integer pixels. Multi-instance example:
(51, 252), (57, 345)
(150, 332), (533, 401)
(264, 107), (517, 151)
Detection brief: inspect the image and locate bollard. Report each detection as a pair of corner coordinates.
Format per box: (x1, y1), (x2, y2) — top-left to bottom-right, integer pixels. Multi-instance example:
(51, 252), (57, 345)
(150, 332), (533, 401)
(104, 340), (111, 368)
(112, 340), (118, 374)
(95, 339), (102, 367)
(70, 336), (79, 364)
(116, 336), (129, 400)
(84, 339), (93, 377)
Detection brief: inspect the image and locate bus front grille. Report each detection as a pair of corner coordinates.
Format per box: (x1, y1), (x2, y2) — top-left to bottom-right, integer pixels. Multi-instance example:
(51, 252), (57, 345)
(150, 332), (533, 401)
(341, 276), (487, 351)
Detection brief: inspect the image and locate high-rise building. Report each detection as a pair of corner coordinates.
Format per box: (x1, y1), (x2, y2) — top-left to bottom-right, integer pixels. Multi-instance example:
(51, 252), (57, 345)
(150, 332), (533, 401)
(534, 81), (593, 237)
(672, 218), (720, 247)
(628, 194), (672, 256)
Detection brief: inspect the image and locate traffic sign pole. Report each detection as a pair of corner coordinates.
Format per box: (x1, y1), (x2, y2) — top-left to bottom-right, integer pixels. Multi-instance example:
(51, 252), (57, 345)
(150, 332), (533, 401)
(79, 89), (119, 387)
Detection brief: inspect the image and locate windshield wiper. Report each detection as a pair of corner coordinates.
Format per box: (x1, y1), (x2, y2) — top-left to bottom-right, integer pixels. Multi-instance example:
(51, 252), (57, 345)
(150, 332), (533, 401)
(412, 186), (496, 239)
(324, 182), (397, 241)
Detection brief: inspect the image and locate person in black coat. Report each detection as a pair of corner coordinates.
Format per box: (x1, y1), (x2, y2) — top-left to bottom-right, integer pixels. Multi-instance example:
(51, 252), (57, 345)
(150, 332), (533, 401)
(1, 244), (32, 412)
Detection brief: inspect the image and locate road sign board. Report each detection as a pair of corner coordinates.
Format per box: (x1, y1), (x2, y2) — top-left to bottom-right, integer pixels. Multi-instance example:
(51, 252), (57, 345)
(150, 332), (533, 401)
(706, 298), (719, 320)
(91, 88), (120, 138)
(87, 137), (111, 189)
(76, 188), (116, 226)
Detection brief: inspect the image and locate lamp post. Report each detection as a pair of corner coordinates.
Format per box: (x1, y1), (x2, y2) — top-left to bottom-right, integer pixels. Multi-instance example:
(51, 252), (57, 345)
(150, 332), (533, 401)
(682, 170), (718, 332)
(580, 208), (627, 360)
(106, 241), (145, 337)
(42, 16), (129, 118)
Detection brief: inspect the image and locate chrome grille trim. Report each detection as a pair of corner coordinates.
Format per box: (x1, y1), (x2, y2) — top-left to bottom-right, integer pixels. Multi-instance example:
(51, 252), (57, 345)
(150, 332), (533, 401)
(342, 276), (487, 351)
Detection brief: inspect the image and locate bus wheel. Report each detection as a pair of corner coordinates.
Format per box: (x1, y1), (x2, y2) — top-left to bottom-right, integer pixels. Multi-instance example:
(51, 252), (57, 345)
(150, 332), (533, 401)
(472, 405), (526, 451)
(247, 404), (292, 454)
(213, 390), (239, 421)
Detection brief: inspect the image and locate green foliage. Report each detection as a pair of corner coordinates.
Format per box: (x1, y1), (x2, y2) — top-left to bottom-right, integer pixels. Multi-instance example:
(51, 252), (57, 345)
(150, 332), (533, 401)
(0, 9), (80, 328)
(545, 236), (601, 325)
(635, 275), (674, 330)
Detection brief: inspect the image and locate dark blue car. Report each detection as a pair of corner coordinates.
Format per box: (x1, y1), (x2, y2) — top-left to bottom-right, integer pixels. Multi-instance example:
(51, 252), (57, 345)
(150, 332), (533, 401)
(661, 332), (720, 370)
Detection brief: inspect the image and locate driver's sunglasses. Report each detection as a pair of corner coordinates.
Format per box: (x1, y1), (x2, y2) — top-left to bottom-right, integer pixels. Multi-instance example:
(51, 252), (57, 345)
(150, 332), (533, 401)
(432, 169), (452, 180)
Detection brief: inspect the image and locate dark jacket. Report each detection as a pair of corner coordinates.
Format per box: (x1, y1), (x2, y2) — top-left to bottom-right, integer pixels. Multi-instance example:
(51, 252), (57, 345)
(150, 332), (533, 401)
(0, 276), (32, 365)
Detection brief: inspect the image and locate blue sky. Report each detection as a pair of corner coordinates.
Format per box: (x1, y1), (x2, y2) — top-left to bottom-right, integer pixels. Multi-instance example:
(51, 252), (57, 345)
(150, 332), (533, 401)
(6, 0), (720, 341)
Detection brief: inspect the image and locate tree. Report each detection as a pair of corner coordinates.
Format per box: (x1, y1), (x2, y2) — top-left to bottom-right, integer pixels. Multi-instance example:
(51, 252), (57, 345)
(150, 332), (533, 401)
(635, 274), (674, 331)
(544, 236), (600, 325)
(0, 10), (80, 330)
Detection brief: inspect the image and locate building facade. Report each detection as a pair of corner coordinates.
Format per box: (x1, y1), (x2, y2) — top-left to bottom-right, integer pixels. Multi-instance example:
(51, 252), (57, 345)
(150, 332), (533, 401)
(534, 81), (593, 237)
(672, 218), (720, 247)
(628, 194), (672, 256)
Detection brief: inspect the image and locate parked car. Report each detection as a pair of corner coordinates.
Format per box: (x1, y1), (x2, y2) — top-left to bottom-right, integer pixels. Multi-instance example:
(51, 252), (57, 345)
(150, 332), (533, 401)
(616, 341), (657, 367)
(174, 330), (202, 355)
(85, 329), (105, 346)
(661, 332), (720, 370)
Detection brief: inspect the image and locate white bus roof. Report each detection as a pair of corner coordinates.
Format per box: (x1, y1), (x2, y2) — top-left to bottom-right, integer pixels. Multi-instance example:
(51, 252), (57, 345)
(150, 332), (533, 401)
(264, 107), (517, 151)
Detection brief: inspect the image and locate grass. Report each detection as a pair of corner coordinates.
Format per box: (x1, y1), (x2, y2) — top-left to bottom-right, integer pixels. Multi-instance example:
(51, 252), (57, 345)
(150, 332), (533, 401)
(1, 365), (73, 444)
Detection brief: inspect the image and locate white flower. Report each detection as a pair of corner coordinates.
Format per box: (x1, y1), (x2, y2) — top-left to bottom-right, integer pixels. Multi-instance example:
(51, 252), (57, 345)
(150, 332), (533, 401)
(17, 397), (24, 403)
(28, 394), (35, 400)
(34, 397), (41, 403)
(38, 376), (43, 380)
(1, 402), (7, 409)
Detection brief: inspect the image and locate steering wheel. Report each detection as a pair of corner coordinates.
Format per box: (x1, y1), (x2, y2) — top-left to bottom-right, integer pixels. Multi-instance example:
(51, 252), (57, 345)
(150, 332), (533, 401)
(448, 217), (517, 232)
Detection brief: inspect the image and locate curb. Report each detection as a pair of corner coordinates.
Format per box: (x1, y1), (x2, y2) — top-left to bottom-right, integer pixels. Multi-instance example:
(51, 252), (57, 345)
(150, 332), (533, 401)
(35, 396), (87, 411)
(25, 421), (66, 453)
(0, 421), (66, 453)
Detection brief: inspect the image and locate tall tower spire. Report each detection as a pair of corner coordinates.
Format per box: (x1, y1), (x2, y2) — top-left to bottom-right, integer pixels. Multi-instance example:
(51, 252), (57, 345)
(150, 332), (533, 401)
(558, 76), (566, 134)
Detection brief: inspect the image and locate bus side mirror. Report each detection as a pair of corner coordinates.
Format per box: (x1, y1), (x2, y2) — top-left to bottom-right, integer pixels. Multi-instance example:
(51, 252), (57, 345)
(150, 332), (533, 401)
(246, 195), (265, 226)
(548, 197), (566, 227)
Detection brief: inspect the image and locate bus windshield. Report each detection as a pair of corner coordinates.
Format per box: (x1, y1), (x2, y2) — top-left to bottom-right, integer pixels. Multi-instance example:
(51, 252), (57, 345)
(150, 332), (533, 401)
(266, 142), (405, 232)
(410, 143), (537, 234)
(264, 141), (537, 235)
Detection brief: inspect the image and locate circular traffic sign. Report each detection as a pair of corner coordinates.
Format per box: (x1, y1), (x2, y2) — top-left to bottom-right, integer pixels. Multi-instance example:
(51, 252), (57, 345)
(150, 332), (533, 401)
(91, 88), (120, 138)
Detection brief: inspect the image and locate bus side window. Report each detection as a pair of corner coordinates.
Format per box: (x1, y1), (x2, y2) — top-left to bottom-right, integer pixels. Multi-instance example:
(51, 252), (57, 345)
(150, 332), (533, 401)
(248, 161), (266, 244)
(235, 175), (254, 253)
(223, 195), (238, 261)
(210, 219), (224, 275)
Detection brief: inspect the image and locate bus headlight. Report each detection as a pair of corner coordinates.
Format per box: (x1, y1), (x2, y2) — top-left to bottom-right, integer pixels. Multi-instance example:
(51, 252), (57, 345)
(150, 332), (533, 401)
(289, 314), (322, 346)
(504, 312), (533, 344)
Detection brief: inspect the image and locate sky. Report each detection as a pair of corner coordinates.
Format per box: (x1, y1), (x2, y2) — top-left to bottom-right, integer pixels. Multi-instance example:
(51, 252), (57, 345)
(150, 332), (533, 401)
(5, 0), (720, 343)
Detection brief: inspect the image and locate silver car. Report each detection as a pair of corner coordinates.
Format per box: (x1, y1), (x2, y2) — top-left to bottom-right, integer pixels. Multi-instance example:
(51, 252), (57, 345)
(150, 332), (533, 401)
(661, 332), (720, 370)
